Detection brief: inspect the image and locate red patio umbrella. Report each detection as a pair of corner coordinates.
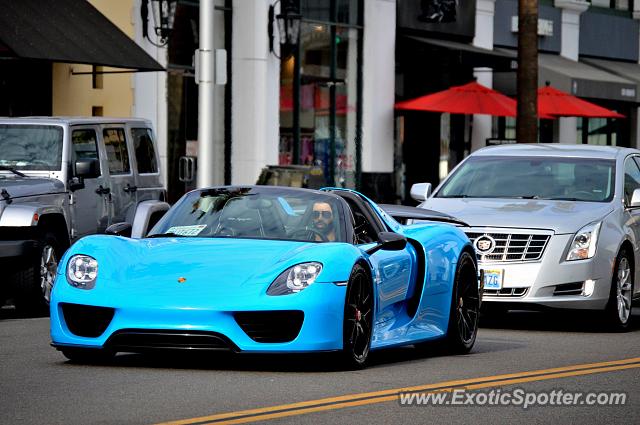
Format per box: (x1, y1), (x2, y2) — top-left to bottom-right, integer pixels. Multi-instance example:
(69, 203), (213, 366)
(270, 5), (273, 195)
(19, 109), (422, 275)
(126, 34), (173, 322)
(394, 81), (517, 117)
(538, 85), (624, 118)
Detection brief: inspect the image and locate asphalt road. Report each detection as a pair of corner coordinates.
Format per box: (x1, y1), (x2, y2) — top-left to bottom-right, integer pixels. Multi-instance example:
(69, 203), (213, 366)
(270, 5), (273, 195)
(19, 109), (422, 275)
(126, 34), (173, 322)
(1, 308), (639, 425)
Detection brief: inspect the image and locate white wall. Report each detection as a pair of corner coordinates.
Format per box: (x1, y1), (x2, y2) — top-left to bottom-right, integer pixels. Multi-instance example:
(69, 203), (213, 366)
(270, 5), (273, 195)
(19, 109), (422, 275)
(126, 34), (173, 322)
(361, 0), (396, 173)
(555, 0), (589, 144)
(131, 0), (169, 187)
(472, 0), (496, 152)
(231, 0), (279, 184)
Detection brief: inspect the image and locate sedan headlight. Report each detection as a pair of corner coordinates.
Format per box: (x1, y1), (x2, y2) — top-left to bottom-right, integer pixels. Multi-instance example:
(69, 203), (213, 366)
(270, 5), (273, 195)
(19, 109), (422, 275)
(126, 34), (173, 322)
(267, 262), (323, 295)
(67, 255), (98, 289)
(566, 222), (602, 261)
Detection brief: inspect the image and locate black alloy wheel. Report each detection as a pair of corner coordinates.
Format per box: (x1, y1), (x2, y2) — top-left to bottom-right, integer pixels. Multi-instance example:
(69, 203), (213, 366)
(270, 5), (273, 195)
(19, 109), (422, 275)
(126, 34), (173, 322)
(341, 264), (373, 369)
(445, 251), (480, 353)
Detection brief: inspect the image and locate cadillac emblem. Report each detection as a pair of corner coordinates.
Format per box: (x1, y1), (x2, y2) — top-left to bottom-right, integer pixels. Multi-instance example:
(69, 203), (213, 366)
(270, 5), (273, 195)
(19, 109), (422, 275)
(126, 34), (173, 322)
(474, 235), (496, 255)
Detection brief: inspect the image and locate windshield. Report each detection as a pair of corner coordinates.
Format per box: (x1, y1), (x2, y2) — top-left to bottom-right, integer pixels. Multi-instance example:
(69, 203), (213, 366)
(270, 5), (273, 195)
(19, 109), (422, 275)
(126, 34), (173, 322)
(436, 155), (616, 202)
(0, 125), (64, 171)
(148, 187), (345, 242)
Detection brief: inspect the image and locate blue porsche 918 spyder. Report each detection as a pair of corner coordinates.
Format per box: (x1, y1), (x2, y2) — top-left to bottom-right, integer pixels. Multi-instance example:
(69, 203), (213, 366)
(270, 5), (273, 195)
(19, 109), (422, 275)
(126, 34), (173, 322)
(50, 186), (481, 368)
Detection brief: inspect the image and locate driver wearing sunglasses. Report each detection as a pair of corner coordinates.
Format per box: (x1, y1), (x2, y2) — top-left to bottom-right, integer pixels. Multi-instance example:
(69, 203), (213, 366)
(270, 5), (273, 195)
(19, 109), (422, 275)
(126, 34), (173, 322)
(311, 201), (336, 242)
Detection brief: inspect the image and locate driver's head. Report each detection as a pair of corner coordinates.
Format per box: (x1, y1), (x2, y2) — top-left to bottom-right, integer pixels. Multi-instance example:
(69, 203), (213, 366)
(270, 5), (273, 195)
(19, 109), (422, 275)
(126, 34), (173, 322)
(312, 201), (334, 235)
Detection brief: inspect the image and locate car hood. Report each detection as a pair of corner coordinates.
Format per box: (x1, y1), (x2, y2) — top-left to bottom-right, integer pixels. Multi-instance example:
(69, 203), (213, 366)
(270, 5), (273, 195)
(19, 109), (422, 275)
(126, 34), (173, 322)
(0, 176), (65, 199)
(59, 235), (358, 307)
(421, 198), (614, 234)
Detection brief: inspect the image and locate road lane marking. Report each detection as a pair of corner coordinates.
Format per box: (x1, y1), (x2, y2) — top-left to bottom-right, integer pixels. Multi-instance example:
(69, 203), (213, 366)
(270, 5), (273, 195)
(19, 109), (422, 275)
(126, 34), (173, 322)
(156, 357), (640, 425)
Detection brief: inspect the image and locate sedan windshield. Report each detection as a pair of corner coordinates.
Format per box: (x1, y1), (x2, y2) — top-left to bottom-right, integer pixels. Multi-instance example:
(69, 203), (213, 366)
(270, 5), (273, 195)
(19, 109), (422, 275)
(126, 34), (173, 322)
(437, 156), (616, 202)
(0, 125), (64, 171)
(148, 187), (345, 242)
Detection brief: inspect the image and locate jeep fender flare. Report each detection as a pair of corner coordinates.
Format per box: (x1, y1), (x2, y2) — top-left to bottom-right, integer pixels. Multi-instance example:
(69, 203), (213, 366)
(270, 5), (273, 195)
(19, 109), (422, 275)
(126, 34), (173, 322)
(0, 203), (68, 229)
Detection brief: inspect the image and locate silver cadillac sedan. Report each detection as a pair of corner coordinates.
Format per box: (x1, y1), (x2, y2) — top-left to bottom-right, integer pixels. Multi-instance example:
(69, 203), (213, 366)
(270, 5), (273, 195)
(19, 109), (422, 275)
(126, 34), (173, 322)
(412, 144), (640, 330)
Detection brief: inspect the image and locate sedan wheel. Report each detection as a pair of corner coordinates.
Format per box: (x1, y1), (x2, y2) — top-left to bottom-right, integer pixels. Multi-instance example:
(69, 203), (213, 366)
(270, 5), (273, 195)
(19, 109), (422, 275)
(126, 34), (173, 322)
(605, 249), (633, 331)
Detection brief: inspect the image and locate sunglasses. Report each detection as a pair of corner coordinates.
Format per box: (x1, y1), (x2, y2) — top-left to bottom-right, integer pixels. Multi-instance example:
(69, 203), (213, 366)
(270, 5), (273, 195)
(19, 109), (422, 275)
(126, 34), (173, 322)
(313, 210), (333, 219)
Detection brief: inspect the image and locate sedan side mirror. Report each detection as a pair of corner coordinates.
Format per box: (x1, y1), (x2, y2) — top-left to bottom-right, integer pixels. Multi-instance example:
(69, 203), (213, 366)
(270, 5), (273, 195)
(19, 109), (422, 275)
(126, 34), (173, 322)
(631, 188), (640, 208)
(75, 158), (100, 179)
(366, 232), (407, 255)
(410, 183), (432, 202)
(105, 222), (132, 238)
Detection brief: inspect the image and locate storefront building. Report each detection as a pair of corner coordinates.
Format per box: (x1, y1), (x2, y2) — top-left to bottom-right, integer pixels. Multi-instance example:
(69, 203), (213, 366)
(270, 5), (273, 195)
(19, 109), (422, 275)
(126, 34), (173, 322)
(395, 0), (640, 202)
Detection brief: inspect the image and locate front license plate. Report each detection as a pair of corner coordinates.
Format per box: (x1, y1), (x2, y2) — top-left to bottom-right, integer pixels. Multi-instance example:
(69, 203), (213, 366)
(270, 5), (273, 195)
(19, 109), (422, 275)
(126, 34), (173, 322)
(482, 269), (503, 290)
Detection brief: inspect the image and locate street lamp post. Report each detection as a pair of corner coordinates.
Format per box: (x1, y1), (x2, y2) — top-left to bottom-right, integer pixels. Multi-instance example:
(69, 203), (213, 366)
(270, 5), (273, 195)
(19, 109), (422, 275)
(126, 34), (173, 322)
(141, 0), (177, 47)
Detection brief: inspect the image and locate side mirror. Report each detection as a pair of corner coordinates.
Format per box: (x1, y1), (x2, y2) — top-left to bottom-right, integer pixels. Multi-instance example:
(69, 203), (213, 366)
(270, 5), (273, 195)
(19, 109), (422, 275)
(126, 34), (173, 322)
(75, 158), (100, 179)
(105, 222), (132, 238)
(410, 183), (432, 202)
(365, 232), (407, 255)
(131, 201), (171, 238)
(631, 188), (640, 208)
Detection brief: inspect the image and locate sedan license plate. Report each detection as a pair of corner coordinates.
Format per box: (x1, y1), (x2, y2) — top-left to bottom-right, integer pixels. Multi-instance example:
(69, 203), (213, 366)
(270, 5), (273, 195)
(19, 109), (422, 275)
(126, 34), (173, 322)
(483, 269), (503, 290)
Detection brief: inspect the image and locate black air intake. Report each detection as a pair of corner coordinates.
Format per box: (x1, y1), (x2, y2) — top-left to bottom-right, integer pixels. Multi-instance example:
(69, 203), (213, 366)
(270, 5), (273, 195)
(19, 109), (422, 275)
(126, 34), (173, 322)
(234, 311), (304, 343)
(61, 303), (115, 338)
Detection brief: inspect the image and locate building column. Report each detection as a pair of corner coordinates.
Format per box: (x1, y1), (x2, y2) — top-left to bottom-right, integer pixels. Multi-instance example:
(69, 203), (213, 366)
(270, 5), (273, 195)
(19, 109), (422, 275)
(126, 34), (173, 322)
(472, 0), (496, 152)
(555, 0), (589, 144)
(361, 0), (395, 174)
(231, 0), (280, 184)
(132, 0), (169, 186)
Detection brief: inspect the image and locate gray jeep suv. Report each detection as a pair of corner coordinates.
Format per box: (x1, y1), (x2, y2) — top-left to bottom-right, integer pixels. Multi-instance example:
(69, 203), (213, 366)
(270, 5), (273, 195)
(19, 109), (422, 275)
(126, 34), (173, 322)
(0, 117), (169, 314)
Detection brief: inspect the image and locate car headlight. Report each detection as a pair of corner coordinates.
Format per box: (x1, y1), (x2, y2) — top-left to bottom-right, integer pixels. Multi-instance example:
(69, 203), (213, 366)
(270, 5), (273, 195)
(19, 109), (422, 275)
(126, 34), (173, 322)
(66, 255), (98, 289)
(267, 262), (323, 295)
(566, 222), (602, 261)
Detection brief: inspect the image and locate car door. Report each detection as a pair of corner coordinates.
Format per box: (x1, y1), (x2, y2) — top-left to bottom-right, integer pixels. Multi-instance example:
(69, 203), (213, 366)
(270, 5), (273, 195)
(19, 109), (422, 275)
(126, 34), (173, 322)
(340, 194), (417, 322)
(127, 124), (163, 203)
(627, 155), (640, 298)
(100, 125), (137, 224)
(69, 125), (109, 236)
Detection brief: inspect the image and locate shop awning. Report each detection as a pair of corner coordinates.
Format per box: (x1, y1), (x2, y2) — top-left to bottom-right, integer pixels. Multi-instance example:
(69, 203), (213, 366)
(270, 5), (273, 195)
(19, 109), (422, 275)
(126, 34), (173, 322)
(0, 0), (163, 71)
(403, 36), (517, 71)
(493, 50), (637, 103)
(539, 54), (636, 102)
(581, 58), (640, 102)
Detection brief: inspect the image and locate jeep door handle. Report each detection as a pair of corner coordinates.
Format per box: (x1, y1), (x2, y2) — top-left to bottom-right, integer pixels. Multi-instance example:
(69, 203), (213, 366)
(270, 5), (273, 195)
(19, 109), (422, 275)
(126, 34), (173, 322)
(95, 185), (111, 195)
(123, 184), (138, 193)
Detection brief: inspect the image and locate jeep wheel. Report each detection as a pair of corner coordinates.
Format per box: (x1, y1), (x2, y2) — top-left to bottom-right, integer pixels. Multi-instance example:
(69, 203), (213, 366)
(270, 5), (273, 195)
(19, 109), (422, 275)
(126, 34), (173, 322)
(13, 232), (62, 316)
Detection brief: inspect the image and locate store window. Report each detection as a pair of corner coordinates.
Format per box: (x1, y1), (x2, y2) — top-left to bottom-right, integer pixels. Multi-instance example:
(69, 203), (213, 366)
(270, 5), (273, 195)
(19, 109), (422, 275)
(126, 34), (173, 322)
(590, 0), (632, 11)
(279, 0), (363, 188)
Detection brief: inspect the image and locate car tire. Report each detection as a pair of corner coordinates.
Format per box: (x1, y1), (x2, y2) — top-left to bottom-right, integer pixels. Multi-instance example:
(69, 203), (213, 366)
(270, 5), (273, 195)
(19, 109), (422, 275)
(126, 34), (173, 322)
(13, 231), (62, 317)
(604, 248), (634, 331)
(61, 348), (114, 364)
(340, 264), (373, 369)
(441, 251), (480, 354)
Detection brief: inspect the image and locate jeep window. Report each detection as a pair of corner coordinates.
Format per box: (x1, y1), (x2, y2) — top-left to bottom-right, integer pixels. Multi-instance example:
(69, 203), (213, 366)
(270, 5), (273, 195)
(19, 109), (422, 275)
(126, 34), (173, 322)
(103, 128), (130, 174)
(0, 125), (63, 170)
(131, 128), (158, 174)
(72, 129), (100, 167)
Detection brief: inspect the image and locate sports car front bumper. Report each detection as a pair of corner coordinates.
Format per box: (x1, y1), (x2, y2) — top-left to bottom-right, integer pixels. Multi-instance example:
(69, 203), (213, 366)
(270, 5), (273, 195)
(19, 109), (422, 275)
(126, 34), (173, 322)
(50, 279), (348, 353)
